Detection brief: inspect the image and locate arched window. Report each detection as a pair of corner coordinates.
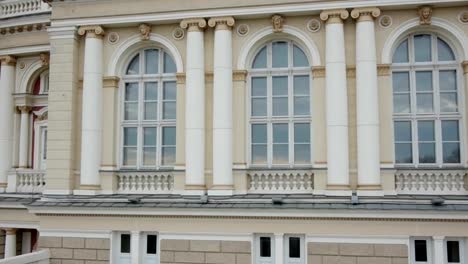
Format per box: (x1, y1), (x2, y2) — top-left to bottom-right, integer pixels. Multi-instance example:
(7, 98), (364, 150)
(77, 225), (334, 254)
(121, 48), (177, 168)
(392, 33), (461, 166)
(249, 40), (311, 167)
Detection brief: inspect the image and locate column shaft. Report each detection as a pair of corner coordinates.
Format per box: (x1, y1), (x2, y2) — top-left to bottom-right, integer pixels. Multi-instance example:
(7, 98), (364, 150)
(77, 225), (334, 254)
(209, 18), (235, 194)
(78, 27), (104, 189)
(4, 229), (16, 258)
(433, 236), (445, 264)
(18, 107), (31, 168)
(0, 57), (16, 189)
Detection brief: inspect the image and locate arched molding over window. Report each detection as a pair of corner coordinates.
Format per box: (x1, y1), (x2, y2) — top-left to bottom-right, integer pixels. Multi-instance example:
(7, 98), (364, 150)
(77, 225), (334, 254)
(237, 25), (321, 70)
(382, 17), (468, 64)
(18, 60), (47, 94)
(108, 33), (184, 76)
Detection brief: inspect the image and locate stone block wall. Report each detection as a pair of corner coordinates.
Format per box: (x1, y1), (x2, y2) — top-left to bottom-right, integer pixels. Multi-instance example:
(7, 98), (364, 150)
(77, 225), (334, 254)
(307, 242), (408, 264)
(161, 239), (251, 264)
(0, 230), (5, 259)
(38, 236), (110, 264)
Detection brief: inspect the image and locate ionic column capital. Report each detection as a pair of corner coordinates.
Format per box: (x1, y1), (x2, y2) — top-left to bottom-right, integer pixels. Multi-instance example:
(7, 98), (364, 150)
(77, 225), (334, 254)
(320, 9), (349, 24)
(5, 228), (16, 235)
(351, 7), (381, 22)
(208, 16), (235, 31)
(180, 18), (207, 32)
(17, 105), (32, 113)
(78, 25), (105, 39)
(0, 55), (17, 66)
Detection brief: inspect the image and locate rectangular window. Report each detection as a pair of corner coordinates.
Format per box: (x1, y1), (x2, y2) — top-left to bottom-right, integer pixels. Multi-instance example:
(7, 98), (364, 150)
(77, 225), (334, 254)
(124, 83), (139, 120)
(414, 240), (428, 262)
(294, 123), (310, 164)
(293, 76), (310, 116)
(393, 72), (411, 113)
(439, 70), (458, 113)
(251, 77), (267, 117)
(123, 127), (138, 166)
(146, 235), (157, 254)
(144, 82), (158, 120)
(272, 76), (288, 116)
(162, 81), (176, 120)
(273, 123), (288, 164)
(415, 71), (434, 113)
(143, 127), (157, 166)
(288, 237), (300, 258)
(394, 121), (413, 164)
(120, 234), (131, 254)
(447, 241), (460, 263)
(259, 237), (271, 257)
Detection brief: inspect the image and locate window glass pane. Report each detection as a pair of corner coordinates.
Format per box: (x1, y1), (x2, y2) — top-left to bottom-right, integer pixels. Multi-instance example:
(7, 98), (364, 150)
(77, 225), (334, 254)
(163, 127), (176, 145)
(395, 143), (413, 163)
(252, 124), (267, 143)
(125, 83), (139, 101)
(252, 145), (267, 164)
(289, 237), (301, 258)
(393, 39), (409, 63)
(126, 54), (139, 75)
(163, 82), (177, 100)
(252, 77), (267, 96)
(124, 127), (137, 146)
(145, 82), (158, 100)
(273, 76), (288, 96)
(394, 121), (411, 141)
(447, 241), (460, 263)
(143, 127), (156, 146)
(443, 143), (460, 163)
(273, 144), (288, 164)
(147, 235), (157, 254)
(273, 97), (288, 116)
(416, 71), (432, 91)
(393, 94), (411, 113)
(418, 121), (434, 141)
(143, 147), (156, 166)
(252, 98), (267, 116)
(260, 237), (271, 257)
(392, 72), (410, 92)
(252, 46), (267, 69)
(123, 147), (137, 166)
(419, 143), (436, 163)
(437, 38), (455, 61)
(120, 234), (131, 253)
(439, 70), (457, 91)
(294, 144), (310, 164)
(416, 94), (433, 113)
(163, 102), (176, 119)
(440, 93), (458, 112)
(294, 76), (309, 95)
(293, 45), (308, 67)
(294, 97), (309, 116)
(442, 121), (459, 141)
(414, 35), (432, 62)
(273, 124), (288, 143)
(414, 240), (428, 262)
(144, 102), (157, 120)
(294, 123), (310, 143)
(162, 147), (176, 165)
(164, 52), (177, 73)
(145, 49), (159, 74)
(125, 102), (138, 120)
(272, 42), (288, 68)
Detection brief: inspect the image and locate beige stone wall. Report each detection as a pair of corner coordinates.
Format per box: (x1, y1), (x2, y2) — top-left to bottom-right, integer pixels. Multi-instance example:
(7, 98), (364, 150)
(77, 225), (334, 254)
(160, 239), (251, 264)
(38, 236), (110, 264)
(307, 242), (408, 264)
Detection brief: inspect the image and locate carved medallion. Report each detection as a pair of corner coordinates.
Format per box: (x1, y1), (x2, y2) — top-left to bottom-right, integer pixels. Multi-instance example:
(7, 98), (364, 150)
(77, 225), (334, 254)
(307, 19), (321, 32)
(236, 24), (249, 36)
(379, 15), (392, 28)
(107, 32), (119, 44)
(172, 27), (185, 40)
(459, 11), (468, 24)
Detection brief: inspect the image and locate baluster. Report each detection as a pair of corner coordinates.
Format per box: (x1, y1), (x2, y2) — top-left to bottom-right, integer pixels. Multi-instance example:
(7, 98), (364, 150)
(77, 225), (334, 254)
(156, 175), (163, 191)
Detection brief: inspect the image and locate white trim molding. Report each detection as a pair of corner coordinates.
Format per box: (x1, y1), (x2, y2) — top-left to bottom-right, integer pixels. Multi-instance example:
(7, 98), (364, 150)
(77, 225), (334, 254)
(307, 235), (410, 245)
(159, 232), (252, 241)
(18, 59), (47, 94)
(0, 45), (50, 56)
(38, 229), (112, 238)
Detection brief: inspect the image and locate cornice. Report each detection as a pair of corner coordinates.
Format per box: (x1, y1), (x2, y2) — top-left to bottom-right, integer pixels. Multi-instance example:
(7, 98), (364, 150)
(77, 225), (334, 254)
(208, 16), (235, 31)
(180, 18), (207, 32)
(320, 9), (349, 24)
(0, 22), (49, 35)
(351, 7), (381, 22)
(77, 25), (105, 38)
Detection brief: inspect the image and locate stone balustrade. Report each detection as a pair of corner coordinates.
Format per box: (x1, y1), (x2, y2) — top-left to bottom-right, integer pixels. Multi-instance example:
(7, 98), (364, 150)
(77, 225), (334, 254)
(116, 171), (174, 194)
(247, 170), (314, 193)
(0, 0), (50, 19)
(6, 170), (46, 193)
(395, 170), (468, 195)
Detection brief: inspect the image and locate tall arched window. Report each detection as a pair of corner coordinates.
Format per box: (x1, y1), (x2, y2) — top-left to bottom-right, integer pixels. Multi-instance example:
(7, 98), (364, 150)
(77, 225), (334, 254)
(249, 40), (311, 167)
(121, 48), (177, 169)
(392, 33), (462, 166)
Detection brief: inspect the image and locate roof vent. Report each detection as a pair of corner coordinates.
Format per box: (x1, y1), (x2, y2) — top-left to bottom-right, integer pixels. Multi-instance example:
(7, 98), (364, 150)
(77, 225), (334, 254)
(431, 198), (445, 206)
(272, 197), (283, 205)
(128, 197), (141, 204)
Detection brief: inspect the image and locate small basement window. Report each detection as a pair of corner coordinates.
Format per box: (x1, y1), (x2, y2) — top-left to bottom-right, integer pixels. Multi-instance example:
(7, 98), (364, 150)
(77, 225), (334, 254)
(447, 240), (462, 263)
(256, 234), (274, 264)
(411, 238), (432, 264)
(284, 234), (304, 264)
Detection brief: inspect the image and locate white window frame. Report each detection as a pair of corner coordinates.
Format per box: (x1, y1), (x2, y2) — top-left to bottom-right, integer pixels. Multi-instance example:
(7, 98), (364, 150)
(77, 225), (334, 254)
(247, 40), (313, 169)
(119, 48), (177, 170)
(410, 237), (433, 264)
(445, 238), (464, 264)
(255, 234), (275, 264)
(392, 33), (465, 168)
(140, 232), (160, 264)
(39, 70), (49, 95)
(113, 232), (132, 264)
(284, 234), (305, 264)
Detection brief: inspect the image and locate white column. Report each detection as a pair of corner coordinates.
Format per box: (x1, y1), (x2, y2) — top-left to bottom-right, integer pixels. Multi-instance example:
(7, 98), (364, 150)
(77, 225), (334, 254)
(0, 56), (16, 191)
(274, 233), (284, 264)
(180, 19), (207, 195)
(21, 231), (31, 254)
(351, 8), (382, 193)
(17, 106), (32, 169)
(433, 236), (445, 264)
(320, 10), (350, 192)
(4, 228), (16, 258)
(77, 26), (105, 192)
(207, 17), (235, 195)
(130, 231), (141, 264)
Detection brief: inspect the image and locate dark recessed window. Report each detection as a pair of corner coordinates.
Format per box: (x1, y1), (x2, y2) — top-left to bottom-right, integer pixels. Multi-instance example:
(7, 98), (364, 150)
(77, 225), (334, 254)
(289, 237), (301, 258)
(415, 240), (428, 262)
(120, 234), (131, 253)
(260, 237), (271, 257)
(447, 241), (460, 263)
(147, 235), (157, 254)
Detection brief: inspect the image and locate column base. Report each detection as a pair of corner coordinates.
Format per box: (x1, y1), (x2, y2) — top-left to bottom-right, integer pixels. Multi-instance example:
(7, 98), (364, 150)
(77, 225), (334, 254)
(184, 184), (206, 196)
(357, 185), (384, 196)
(74, 184), (101, 195)
(208, 185), (234, 196)
(325, 185), (352, 196)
